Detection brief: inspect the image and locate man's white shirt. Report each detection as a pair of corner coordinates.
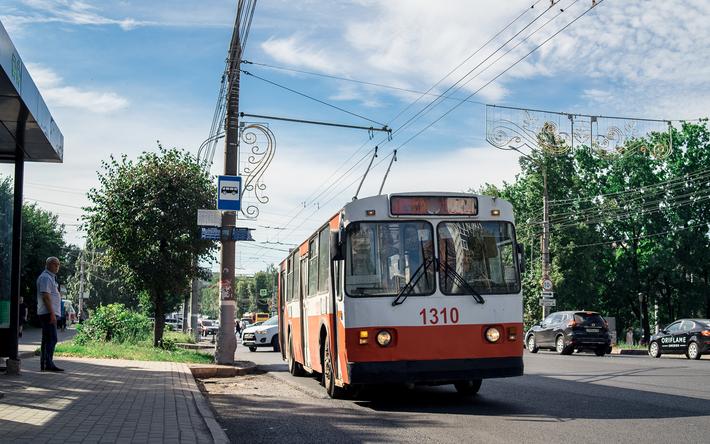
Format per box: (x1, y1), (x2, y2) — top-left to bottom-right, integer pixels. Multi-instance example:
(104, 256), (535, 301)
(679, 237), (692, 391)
(37, 269), (61, 316)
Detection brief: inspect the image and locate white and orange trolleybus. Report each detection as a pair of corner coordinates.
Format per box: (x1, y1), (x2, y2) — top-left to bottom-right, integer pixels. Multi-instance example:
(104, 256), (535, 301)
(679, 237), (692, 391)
(277, 193), (525, 398)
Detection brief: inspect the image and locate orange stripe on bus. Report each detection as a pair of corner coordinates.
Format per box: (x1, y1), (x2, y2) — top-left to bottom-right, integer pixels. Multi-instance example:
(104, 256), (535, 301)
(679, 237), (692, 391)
(344, 323), (523, 362)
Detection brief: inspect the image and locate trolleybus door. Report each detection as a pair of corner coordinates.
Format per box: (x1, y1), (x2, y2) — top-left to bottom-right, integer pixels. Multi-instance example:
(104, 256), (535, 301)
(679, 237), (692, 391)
(279, 269), (286, 360)
(300, 256), (311, 367)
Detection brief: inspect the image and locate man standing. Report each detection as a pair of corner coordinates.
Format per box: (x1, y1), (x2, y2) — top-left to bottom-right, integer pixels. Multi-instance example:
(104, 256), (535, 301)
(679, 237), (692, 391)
(37, 257), (64, 372)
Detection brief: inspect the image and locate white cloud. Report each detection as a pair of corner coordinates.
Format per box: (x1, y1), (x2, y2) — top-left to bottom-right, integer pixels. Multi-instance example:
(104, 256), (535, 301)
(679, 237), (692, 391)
(257, 0), (710, 119)
(26, 64), (129, 113)
(260, 0), (532, 107)
(4, 0), (149, 31)
(524, 0), (710, 118)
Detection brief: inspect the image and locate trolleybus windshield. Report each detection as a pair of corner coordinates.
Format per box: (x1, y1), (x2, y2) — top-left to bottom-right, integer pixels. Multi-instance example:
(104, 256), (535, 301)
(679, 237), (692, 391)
(437, 221), (520, 295)
(346, 221), (435, 297)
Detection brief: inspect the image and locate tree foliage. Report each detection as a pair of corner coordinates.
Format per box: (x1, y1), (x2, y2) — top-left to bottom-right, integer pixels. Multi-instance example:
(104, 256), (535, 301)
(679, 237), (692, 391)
(85, 145), (216, 346)
(484, 121), (710, 342)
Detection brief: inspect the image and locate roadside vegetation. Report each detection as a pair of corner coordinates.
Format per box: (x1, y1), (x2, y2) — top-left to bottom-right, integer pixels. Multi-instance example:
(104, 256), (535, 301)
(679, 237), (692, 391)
(483, 122), (710, 341)
(52, 303), (212, 364)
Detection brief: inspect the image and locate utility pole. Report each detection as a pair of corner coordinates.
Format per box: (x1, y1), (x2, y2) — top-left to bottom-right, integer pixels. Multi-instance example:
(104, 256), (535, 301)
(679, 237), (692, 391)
(541, 162), (552, 319)
(215, 8), (242, 364)
(190, 261), (201, 342)
(77, 252), (85, 322)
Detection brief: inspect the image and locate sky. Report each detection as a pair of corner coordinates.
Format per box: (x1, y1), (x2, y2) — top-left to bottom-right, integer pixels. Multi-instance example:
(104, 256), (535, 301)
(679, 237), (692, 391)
(1, 0), (708, 274)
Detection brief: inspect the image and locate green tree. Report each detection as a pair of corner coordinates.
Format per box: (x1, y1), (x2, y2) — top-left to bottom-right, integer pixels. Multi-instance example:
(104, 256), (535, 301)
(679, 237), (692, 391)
(482, 122), (710, 342)
(20, 203), (68, 323)
(85, 145), (216, 346)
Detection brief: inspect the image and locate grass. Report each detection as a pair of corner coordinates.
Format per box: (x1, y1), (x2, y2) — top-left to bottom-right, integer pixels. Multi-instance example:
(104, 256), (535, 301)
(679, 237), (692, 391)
(164, 331), (197, 344)
(49, 331), (212, 364)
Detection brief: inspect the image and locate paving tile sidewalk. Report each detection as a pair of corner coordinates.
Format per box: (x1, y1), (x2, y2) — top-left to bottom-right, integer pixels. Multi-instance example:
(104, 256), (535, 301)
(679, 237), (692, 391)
(0, 356), (228, 443)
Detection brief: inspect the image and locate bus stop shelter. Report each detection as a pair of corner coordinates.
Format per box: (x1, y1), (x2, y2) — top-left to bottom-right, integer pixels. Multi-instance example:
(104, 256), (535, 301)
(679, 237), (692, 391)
(0, 20), (64, 369)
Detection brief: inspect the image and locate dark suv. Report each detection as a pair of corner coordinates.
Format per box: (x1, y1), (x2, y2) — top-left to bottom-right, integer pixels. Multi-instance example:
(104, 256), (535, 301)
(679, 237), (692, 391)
(526, 311), (611, 356)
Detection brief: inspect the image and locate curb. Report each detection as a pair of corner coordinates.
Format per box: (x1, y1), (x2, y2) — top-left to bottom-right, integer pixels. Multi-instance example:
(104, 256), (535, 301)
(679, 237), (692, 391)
(189, 362), (256, 379)
(177, 343), (215, 351)
(611, 348), (648, 355)
(189, 374), (231, 444)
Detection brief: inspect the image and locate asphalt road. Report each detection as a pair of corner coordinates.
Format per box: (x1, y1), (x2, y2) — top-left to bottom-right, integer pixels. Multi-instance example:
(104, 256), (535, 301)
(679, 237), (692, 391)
(203, 343), (710, 443)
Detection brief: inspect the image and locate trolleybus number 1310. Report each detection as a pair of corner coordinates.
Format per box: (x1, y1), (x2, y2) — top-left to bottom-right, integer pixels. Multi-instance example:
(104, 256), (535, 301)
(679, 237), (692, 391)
(419, 307), (460, 325)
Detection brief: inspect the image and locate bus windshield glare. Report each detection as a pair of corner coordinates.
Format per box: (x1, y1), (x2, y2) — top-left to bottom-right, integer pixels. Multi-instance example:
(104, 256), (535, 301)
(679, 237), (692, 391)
(438, 222), (520, 295)
(346, 221), (435, 297)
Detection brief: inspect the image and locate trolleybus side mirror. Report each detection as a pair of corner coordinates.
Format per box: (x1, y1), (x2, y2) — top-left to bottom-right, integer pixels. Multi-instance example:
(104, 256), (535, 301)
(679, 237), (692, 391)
(330, 230), (344, 261)
(516, 243), (525, 274)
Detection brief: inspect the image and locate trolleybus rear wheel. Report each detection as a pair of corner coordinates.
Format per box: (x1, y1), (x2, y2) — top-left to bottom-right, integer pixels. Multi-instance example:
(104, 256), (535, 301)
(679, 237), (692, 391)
(454, 379), (482, 396)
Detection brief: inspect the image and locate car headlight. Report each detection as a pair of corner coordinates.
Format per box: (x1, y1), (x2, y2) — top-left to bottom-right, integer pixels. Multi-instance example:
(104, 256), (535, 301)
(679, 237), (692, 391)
(256, 330), (266, 335)
(485, 327), (501, 343)
(376, 330), (392, 347)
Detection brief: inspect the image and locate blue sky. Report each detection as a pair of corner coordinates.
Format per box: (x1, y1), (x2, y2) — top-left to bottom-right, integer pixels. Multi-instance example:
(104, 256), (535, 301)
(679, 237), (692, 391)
(2, 0), (708, 273)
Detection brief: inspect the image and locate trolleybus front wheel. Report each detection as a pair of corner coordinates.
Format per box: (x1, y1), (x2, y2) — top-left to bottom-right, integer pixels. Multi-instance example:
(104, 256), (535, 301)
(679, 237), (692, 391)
(324, 336), (347, 399)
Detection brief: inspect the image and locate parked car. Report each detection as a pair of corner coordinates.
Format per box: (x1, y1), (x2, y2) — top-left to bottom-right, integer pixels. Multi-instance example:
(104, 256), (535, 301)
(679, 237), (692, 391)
(649, 319), (710, 360)
(165, 318), (182, 331)
(526, 311), (611, 356)
(199, 319), (219, 336)
(241, 316), (279, 352)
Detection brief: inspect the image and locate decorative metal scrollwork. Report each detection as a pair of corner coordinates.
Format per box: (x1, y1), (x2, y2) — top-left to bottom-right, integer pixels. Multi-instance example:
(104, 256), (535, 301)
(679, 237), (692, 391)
(238, 123), (275, 219)
(485, 105), (672, 160)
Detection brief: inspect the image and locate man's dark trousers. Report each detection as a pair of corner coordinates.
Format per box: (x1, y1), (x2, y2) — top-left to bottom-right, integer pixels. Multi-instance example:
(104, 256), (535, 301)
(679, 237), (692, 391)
(39, 314), (57, 370)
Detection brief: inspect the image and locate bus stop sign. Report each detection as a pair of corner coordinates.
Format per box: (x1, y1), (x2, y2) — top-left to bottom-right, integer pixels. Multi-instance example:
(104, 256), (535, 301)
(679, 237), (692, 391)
(217, 175), (241, 211)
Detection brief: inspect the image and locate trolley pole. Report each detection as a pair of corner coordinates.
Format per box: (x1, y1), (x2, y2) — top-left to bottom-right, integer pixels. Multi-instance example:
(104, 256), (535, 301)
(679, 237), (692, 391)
(215, 9), (242, 365)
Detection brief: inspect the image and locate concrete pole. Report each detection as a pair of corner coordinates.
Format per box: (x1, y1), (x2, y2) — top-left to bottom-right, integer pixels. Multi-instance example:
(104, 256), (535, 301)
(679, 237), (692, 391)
(191, 273), (200, 343)
(215, 8), (241, 364)
(77, 253), (84, 322)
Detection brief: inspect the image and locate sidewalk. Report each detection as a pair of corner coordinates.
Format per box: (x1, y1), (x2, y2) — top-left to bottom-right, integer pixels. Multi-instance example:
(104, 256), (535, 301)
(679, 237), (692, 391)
(0, 356), (228, 443)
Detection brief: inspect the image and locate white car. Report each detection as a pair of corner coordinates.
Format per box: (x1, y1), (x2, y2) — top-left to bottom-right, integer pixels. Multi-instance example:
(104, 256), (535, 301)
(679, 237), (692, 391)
(241, 316), (279, 352)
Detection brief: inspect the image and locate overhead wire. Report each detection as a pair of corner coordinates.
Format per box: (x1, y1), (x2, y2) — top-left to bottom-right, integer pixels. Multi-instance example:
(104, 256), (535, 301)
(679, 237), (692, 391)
(250, 0), (550, 240)
(306, 0), (593, 216)
(241, 70), (388, 128)
(246, 0), (593, 258)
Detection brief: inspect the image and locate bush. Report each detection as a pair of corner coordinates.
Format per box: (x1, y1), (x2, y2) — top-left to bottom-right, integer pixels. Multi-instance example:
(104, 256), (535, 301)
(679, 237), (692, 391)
(75, 303), (151, 345)
(159, 336), (177, 351)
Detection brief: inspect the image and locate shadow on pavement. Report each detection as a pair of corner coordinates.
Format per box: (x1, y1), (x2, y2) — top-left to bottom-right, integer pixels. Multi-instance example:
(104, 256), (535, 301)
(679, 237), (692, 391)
(354, 373), (710, 420)
(208, 390), (436, 444)
(0, 357), (210, 442)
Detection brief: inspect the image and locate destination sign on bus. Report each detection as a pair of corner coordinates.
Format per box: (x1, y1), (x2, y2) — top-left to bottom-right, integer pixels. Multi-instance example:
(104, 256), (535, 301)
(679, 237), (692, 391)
(390, 196), (477, 216)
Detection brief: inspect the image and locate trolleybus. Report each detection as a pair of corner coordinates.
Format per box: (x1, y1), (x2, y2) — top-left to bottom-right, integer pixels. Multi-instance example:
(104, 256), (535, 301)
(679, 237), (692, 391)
(277, 193), (524, 398)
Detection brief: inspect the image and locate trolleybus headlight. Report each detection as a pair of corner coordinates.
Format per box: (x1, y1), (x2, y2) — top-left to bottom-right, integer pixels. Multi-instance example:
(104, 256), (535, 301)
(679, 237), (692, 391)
(376, 330), (392, 347)
(485, 327), (501, 343)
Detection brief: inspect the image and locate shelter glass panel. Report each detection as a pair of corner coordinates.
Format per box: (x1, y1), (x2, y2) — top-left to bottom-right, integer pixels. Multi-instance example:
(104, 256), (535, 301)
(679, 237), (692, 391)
(0, 165), (14, 328)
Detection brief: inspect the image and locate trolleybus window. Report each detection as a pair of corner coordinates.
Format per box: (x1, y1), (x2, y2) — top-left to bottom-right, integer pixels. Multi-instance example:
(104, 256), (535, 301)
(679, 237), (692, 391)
(308, 239), (318, 296)
(346, 221), (434, 297)
(318, 228), (330, 292)
(437, 222), (520, 295)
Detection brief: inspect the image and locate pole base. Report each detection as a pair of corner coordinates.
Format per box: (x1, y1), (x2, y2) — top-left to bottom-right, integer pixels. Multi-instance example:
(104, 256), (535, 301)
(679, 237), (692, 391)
(5, 358), (20, 375)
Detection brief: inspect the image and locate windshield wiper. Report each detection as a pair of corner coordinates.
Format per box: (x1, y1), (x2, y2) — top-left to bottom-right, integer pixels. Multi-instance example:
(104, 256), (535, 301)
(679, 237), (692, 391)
(392, 256), (434, 306)
(439, 260), (485, 304)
